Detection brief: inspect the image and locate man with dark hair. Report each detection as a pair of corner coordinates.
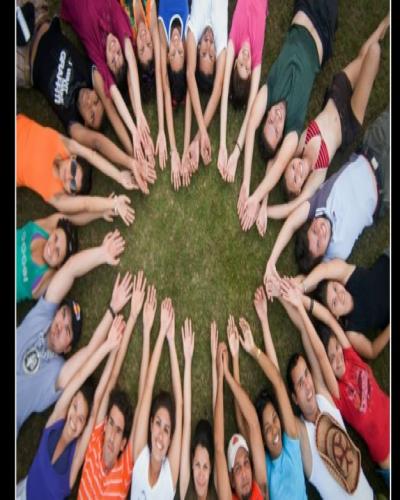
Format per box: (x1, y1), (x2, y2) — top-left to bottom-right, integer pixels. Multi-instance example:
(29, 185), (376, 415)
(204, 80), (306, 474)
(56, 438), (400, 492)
(17, 230), (126, 435)
(277, 290), (373, 499)
(78, 272), (157, 498)
(238, 0), (339, 236)
(264, 107), (389, 286)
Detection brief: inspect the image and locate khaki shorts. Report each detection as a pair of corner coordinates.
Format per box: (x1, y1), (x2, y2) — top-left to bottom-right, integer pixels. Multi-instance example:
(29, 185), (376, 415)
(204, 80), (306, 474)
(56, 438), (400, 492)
(16, 0), (50, 88)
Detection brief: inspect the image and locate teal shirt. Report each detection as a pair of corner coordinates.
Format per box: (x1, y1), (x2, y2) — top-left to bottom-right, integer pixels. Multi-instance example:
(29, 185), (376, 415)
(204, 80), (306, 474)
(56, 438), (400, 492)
(266, 24), (320, 137)
(266, 432), (308, 500)
(17, 221), (49, 302)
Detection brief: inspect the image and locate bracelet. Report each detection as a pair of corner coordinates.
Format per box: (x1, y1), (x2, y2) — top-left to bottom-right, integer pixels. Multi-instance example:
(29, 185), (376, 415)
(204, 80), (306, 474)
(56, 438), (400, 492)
(108, 304), (116, 319)
(308, 299), (314, 315)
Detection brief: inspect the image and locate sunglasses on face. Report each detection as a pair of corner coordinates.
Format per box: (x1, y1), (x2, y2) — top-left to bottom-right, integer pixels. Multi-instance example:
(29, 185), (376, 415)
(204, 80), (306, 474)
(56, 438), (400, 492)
(70, 157), (78, 194)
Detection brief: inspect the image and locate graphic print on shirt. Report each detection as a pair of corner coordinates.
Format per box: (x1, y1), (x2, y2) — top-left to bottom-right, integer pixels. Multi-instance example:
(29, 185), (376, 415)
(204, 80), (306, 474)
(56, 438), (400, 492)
(20, 229), (29, 284)
(23, 346), (41, 375)
(345, 366), (371, 413)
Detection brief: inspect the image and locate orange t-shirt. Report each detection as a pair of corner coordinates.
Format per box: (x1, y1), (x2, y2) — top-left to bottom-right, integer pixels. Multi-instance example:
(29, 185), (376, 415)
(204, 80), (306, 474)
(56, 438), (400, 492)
(17, 114), (68, 202)
(232, 480), (264, 500)
(78, 420), (134, 500)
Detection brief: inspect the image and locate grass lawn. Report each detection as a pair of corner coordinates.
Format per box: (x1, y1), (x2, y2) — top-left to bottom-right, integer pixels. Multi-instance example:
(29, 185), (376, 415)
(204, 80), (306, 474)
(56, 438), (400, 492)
(17, 0), (390, 498)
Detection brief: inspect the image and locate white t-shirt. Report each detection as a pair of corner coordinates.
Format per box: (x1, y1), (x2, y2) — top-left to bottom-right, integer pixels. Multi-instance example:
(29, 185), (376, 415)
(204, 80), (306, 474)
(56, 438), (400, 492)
(302, 394), (373, 500)
(130, 445), (175, 500)
(186, 0), (228, 58)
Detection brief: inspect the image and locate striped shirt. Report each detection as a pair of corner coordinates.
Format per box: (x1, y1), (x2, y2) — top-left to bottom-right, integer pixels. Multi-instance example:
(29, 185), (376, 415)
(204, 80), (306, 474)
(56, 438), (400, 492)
(78, 420), (133, 499)
(305, 120), (330, 169)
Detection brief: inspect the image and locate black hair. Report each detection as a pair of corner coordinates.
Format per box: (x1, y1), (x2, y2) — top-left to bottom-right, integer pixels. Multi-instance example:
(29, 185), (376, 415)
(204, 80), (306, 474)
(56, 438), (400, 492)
(139, 57), (155, 103)
(168, 65), (187, 106)
(195, 66), (215, 94)
(286, 352), (303, 397)
(56, 218), (78, 265)
(281, 172), (298, 201)
(230, 63), (251, 110)
(107, 388), (133, 441)
(79, 378), (95, 413)
(254, 388), (279, 440)
(77, 157), (92, 195)
(115, 58), (128, 91)
(59, 298), (83, 351)
(148, 390), (175, 450)
(191, 419), (214, 480)
(315, 281), (329, 308)
(314, 320), (335, 354)
(295, 220), (324, 274)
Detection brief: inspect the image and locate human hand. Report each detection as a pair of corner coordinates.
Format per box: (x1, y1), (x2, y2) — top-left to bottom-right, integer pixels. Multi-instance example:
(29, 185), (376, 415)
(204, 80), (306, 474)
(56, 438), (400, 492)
(166, 300), (175, 344)
(139, 158), (157, 185)
(217, 144), (228, 180)
(119, 170), (137, 190)
(103, 193), (119, 222)
(256, 200), (268, 238)
(137, 112), (154, 157)
(132, 127), (145, 163)
(253, 286), (268, 322)
(238, 317), (255, 354)
(160, 297), (174, 336)
(240, 195), (260, 231)
(129, 270), (147, 319)
(181, 317), (195, 362)
(217, 341), (228, 379)
(129, 158), (149, 195)
(180, 150), (191, 188)
(156, 129), (168, 170)
(226, 148), (239, 183)
(263, 261), (281, 302)
(106, 314), (125, 350)
(115, 195), (135, 226)
(110, 271), (133, 313)
(199, 129), (211, 166)
(102, 229), (126, 265)
(280, 277), (303, 309)
(210, 320), (218, 362)
(171, 150), (181, 191)
(143, 284), (157, 334)
(187, 139), (200, 174)
(227, 314), (240, 359)
(237, 183), (249, 220)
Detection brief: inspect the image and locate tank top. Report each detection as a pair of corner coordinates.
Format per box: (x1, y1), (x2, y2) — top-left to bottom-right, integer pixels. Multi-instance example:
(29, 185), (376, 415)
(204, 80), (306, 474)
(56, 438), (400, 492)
(302, 394), (373, 500)
(17, 221), (50, 302)
(27, 418), (77, 500)
(158, 0), (189, 45)
(120, 0), (152, 40)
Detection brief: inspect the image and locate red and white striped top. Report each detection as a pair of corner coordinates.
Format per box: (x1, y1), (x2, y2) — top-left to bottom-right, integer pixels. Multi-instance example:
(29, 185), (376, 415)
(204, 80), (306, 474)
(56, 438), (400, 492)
(305, 120), (330, 170)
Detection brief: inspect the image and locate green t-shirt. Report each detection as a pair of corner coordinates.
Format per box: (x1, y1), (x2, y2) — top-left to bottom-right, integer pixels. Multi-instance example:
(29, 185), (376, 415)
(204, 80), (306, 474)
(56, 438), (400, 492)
(266, 24), (320, 137)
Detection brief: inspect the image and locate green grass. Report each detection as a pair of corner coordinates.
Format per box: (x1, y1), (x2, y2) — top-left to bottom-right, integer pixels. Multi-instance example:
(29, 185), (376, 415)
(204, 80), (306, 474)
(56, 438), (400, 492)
(17, 0), (390, 498)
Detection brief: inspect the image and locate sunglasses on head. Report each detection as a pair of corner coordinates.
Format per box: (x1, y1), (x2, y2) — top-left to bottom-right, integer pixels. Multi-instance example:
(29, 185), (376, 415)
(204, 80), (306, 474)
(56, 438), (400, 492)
(70, 157), (78, 194)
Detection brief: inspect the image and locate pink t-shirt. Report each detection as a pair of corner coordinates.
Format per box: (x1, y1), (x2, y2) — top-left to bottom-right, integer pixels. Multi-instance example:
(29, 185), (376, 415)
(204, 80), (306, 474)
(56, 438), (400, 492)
(333, 347), (389, 464)
(61, 0), (133, 96)
(228, 0), (268, 69)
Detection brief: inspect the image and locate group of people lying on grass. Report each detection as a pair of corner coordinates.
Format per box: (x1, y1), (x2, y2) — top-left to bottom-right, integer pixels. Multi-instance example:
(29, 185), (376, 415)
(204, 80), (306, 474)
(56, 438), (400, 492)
(17, 0), (390, 497)
(17, 265), (389, 499)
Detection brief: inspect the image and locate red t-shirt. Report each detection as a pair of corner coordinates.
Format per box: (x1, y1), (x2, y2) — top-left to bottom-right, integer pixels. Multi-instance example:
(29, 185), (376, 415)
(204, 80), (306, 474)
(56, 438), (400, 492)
(333, 347), (389, 463)
(232, 480), (263, 500)
(228, 0), (268, 69)
(61, 0), (133, 96)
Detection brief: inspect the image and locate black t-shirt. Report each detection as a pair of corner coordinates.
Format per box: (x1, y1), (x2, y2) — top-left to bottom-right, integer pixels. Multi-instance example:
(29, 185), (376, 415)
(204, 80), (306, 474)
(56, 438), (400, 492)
(32, 16), (95, 132)
(344, 254), (389, 333)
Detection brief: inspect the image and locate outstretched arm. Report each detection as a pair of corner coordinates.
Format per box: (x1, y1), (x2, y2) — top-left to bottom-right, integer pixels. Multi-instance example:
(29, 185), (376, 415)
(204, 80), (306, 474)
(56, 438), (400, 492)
(223, 346), (267, 496)
(165, 306), (183, 489)
(179, 319), (195, 500)
(186, 30), (207, 139)
(132, 297), (173, 460)
(36, 210), (114, 233)
(347, 324), (390, 360)
(253, 286), (279, 370)
(210, 321), (218, 412)
(56, 271), (133, 391)
(218, 41), (235, 176)
(301, 259), (355, 295)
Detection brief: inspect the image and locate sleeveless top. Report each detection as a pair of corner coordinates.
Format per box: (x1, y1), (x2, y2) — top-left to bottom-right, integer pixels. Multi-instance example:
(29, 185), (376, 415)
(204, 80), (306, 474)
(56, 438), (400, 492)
(120, 0), (153, 40)
(27, 418), (77, 500)
(158, 0), (189, 45)
(302, 394), (373, 500)
(304, 120), (330, 169)
(17, 221), (50, 302)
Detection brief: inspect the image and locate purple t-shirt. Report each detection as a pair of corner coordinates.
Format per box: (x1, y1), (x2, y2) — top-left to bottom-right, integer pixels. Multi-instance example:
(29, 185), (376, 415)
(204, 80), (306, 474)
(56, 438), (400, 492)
(61, 0), (133, 95)
(229, 0), (268, 69)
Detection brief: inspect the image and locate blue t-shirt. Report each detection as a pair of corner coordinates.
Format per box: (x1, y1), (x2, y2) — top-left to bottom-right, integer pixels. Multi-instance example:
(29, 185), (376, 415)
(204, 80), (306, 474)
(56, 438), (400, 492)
(265, 432), (307, 500)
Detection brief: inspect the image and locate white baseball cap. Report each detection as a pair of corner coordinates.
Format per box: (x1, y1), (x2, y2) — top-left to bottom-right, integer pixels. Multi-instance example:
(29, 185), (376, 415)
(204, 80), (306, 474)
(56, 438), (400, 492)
(227, 433), (249, 472)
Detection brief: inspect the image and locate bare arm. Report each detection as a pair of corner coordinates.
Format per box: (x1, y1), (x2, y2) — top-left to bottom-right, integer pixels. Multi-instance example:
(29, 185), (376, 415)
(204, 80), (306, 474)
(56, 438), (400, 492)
(183, 91), (192, 153)
(302, 259), (355, 294)
(151, 11), (165, 140)
(219, 42), (235, 148)
(210, 321), (218, 412)
(253, 287), (279, 370)
(347, 325), (390, 360)
(186, 30), (207, 135)
(92, 69), (133, 154)
(110, 83), (137, 137)
(37, 211), (109, 231)
(124, 37), (143, 118)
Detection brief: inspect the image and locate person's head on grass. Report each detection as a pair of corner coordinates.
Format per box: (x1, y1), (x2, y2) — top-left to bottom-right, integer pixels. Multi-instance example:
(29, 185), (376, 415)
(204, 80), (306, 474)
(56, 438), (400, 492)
(315, 322), (346, 379)
(147, 390), (176, 464)
(196, 27), (216, 94)
(166, 18), (187, 106)
(315, 280), (354, 320)
(259, 100), (287, 162)
(53, 155), (92, 196)
(230, 41), (252, 109)
(255, 388), (283, 460)
(191, 419), (214, 498)
(42, 218), (78, 269)
(105, 33), (128, 87)
(227, 433), (254, 499)
(295, 216), (332, 274)
(286, 353), (318, 422)
(62, 380), (95, 443)
(47, 299), (83, 355)
(103, 388), (133, 471)
(282, 156), (313, 199)
(77, 88), (105, 130)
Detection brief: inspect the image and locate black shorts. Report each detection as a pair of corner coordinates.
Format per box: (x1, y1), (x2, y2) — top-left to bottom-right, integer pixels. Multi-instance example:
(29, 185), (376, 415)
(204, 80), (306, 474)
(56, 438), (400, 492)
(324, 71), (362, 151)
(294, 0), (338, 67)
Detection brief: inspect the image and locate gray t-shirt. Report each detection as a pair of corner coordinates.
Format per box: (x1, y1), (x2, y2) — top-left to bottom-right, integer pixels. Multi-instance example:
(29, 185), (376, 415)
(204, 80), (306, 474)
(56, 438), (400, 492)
(307, 153), (377, 261)
(16, 297), (64, 434)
